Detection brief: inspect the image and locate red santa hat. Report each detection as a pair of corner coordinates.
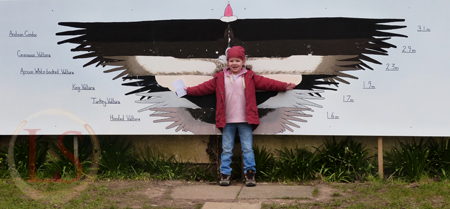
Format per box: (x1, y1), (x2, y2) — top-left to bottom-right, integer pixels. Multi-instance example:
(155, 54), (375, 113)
(226, 46), (246, 61)
(220, 3), (238, 23)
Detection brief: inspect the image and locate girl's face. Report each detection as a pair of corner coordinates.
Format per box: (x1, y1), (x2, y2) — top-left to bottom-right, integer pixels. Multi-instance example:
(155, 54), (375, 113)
(227, 57), (245, 75)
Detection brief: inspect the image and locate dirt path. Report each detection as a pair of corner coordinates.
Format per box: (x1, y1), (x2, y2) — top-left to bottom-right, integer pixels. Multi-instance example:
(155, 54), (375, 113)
(87, 180), (337, 209)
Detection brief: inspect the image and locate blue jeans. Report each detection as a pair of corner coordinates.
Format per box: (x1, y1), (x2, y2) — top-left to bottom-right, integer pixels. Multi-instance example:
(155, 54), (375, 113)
(220, 123), (256, 175)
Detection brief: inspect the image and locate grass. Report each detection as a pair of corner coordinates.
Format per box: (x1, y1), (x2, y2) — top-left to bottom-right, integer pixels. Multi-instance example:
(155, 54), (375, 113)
(346, 180), (450, 208)
(315, 136), (375, 183)
(4, 136), (449, 184)
(44, 135), (94, 180)
(0, 179), (104, 208)
(262, 178), (450, 209)
(0, 178), (189, 209)
(312, 187), (319, 197)
(385, 138), (431, 182)
(2, 177), (450, 208)
(2, 136), (450, 208)
(331, 192), (341, 197)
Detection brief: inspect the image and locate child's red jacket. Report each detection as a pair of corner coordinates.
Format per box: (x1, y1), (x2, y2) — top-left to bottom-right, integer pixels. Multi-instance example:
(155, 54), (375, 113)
(186, 68), (287, 130)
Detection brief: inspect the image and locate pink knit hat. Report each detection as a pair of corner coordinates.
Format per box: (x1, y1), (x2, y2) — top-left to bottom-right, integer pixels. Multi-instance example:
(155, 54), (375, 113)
(226, 46), (245, 61)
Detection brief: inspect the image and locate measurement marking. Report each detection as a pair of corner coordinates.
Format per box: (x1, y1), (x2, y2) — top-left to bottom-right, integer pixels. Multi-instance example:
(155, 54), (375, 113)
(417, 25), (431, 32)
(386, 68), (399, 71)
(363, 81), (376, 89)
(402, 46), (416, 53)
(343, 95), (354, 102)
(327, 112), (340, 119)
(385, 63), (400, 71)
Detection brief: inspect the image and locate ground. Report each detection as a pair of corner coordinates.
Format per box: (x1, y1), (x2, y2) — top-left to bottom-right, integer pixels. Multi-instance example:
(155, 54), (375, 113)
(2, 178), (450, 208)
(84, 180), (337, 208)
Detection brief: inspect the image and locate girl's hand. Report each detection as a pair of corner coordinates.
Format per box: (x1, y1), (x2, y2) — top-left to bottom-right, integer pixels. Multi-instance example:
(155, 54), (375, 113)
(286, 82), (296, 90)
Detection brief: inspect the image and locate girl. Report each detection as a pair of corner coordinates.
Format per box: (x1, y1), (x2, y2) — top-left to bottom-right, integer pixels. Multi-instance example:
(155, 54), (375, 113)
(185, 46), (295, 186)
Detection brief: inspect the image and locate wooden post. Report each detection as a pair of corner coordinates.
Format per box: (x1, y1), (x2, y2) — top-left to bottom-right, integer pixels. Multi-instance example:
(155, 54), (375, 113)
(74, 135), (78, 160)
(378, 136), (383, 178)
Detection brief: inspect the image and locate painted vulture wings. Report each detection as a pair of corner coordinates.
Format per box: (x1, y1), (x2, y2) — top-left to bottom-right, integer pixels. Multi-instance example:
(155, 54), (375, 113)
(56, 4), (406, 134)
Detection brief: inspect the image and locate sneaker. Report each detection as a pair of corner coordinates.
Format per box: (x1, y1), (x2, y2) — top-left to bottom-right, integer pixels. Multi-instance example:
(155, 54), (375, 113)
(245, 170), (256, 187)
(219, 173), (230, 186)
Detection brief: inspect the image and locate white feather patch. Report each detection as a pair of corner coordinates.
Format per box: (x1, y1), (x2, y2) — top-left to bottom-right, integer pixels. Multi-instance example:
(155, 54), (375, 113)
(156, 75), (213, 91)
(135, 56), (217, 75)
(247, 55), (323, 74)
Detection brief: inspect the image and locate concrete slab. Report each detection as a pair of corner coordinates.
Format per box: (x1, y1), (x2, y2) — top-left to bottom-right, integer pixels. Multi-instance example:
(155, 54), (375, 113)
(202, 202), (261, 209)
(238, 185), (314, 199)
(171, 185), (242, 200)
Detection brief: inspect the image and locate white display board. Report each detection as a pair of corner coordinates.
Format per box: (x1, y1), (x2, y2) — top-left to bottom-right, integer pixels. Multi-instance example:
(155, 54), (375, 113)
(0, 0), (448, 136)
